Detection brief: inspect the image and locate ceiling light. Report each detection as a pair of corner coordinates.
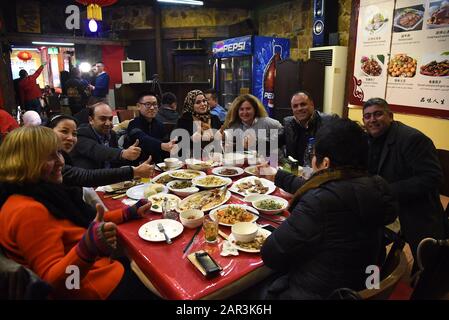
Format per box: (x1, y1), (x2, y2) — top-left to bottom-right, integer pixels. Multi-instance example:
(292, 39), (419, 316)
(157, 0), (204, 6)
(32, 41), (75, 46)
(12, 47), (39, 51)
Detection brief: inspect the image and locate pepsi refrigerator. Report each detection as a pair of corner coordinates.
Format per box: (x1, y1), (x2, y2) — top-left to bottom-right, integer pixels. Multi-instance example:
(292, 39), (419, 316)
(212, 35), (289, 116)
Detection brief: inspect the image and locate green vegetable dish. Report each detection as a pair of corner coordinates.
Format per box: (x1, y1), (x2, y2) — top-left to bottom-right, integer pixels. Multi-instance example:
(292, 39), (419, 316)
(256, 199), (283, 210)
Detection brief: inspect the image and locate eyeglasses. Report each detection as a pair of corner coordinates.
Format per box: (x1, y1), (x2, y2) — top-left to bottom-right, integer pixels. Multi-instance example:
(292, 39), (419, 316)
(140, 102), (159, 108)
(363, 110), (384, 120)
(195, 99), (208, 104)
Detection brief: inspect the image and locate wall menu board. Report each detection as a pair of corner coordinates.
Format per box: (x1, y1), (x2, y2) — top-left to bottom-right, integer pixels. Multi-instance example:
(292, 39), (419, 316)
(348, 0), (449, 118)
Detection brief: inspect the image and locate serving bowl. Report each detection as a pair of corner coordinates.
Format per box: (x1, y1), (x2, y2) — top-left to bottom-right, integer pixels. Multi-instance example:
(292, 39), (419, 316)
(179, 209), (204, 229)
(252, 195), (289, 215)
(166, 180), (200, 197)
(231, 222), (259, 243)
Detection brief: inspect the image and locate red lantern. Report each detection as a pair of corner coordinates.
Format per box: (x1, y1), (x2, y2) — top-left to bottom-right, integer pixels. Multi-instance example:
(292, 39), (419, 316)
(17, 51), (32, 61)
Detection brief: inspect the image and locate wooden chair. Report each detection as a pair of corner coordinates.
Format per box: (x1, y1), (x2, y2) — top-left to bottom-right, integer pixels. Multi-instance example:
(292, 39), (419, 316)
(116, 109), (138, 123)
(357, 248), (408, 300)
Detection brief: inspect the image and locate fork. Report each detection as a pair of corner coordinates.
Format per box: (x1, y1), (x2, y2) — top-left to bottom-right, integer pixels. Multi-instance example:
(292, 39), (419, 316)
(157, 223), (172, 244)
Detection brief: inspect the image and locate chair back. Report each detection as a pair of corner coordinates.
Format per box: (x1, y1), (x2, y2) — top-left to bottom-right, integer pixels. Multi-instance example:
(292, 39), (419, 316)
(357, 250), (407, 300)
(117, 109), (138, 122)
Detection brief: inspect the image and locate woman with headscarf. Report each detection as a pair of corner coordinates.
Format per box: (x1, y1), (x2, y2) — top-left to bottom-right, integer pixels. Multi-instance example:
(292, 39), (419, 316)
(0, 126), (157, 299)
(176, 90), (222, 152)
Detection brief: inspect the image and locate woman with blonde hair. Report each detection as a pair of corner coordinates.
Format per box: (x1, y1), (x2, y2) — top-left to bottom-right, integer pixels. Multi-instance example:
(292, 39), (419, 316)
(223, 94), (282, 152)
(0, 126), (157, 299)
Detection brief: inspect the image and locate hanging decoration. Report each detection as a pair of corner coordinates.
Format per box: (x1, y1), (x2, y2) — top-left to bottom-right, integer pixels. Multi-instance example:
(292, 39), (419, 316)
(75, 0), (118, 22)
(17, 51), (32, 61)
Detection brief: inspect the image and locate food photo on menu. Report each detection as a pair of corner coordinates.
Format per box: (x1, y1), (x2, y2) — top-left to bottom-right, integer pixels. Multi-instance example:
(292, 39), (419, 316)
(419, 52), (449, 77)
(393, 4), (424, 32)
(388, 53), (418, 78)
(361, 55), (384, 77)
(427, 0), (449, 28)
(365, 11), (389, 34)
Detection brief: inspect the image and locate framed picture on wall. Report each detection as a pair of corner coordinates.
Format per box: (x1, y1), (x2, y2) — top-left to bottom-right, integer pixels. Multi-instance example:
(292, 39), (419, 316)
(16, 1), (41, 34)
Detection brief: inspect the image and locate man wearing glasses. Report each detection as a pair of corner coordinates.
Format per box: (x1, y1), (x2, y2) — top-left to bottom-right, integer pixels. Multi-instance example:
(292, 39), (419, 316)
(363, 97), (446, 267)
(126, 92), (177, 164)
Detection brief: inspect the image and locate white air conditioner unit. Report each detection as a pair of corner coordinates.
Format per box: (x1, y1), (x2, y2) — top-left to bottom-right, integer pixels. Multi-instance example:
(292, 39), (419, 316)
(121, 60), (146, 84)
(308, 46), (347, 116)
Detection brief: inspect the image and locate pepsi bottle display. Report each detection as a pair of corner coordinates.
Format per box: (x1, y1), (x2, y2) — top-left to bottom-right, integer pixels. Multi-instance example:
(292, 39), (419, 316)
(263, 45), (282, 110)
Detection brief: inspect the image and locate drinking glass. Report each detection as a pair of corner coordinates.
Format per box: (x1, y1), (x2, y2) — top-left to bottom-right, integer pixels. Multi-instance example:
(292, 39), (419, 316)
(203, 215), (218, 244)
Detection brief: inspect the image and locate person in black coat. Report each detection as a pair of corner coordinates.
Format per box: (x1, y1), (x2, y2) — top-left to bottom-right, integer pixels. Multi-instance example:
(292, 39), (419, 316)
(47, 114), (154, 187)
(279, 91), (338, 165)
(176, 90), (222, 158)
(69, 103), (141, 169)
(126, 92), (177, 164)
(362, 97), (447, 262)
(254, 118), (398, 299)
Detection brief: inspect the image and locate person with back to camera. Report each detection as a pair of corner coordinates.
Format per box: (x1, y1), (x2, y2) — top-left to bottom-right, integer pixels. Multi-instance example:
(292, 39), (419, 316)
(249, 118), (398, 299)
(0, 126), (159, 299)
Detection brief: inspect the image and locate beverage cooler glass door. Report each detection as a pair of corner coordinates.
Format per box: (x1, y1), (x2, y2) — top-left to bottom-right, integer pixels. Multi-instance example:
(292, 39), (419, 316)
(235, 56), (252, 101)
(219, 56), (252, 110)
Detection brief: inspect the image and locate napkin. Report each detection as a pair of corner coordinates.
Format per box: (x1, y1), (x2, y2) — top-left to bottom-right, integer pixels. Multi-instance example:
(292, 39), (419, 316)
(122, 198), (138, 206)
(220, 240), (239, 257)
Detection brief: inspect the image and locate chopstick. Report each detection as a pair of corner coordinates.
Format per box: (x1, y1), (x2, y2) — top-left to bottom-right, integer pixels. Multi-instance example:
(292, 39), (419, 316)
(251, 211), (284, 225)
(182, 226), (202, 256)
(111, 193), (127, 199)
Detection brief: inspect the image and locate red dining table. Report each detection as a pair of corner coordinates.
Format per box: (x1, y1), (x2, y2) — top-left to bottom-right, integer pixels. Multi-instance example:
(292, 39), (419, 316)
(97, 166), (292, 300)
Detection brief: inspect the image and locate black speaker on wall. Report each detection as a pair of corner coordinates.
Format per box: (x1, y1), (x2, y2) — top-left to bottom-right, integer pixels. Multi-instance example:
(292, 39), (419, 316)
(312, 0), (338, 47)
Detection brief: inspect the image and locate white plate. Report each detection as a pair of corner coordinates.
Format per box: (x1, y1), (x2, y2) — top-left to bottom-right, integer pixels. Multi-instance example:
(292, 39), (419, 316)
(169, 169), (206, 180)
(148, 193), (181, 213)
(229, 176), (276, 196)
(126, 183), (168, 200)
(155, 161), (184, 172)
(244, 165), (257, 176)
(227, 228), (271, 253)
(192, 175), (232, 189)
(178, 190), (232, 212)
(211, 166), (244, 177)
(209, 204), (259, 226)
(223, 152), (247, 166)
(151, 171), (176, 185)
(138, 219), (184, 242)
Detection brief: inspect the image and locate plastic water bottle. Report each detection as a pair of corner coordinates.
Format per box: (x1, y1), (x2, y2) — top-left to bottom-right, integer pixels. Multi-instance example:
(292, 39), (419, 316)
(302, 137), (315, 179)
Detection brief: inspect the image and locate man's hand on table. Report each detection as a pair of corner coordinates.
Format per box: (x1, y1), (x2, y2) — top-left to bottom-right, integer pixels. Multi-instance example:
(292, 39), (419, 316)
(133, 155), (154, 178)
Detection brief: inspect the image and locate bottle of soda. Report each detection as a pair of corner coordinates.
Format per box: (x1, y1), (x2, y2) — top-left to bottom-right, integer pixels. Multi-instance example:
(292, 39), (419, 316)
(263, 45), (282, 111)
(302, 137), (315, 179)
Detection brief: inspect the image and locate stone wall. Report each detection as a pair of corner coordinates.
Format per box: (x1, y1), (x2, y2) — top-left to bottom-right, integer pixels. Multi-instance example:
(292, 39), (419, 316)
(162, 7), (249, 28)
(256, 0), (353, 60)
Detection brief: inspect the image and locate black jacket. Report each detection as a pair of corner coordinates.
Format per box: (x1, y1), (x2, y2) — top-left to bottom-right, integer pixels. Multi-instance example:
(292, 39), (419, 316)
(156, 106), (180, 124)
(126, 114), (166, 164)
(261, 170), (397, 299)
(280, 111), (337, 165)
(61, 151), (133, 187)
(176, 113), (222, 152)
(69, 124), (124, 169)
(369, 121), (446, 256)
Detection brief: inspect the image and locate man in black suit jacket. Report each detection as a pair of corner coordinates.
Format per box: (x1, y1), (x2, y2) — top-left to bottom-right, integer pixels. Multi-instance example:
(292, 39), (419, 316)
(70, 102), (141, 169)
(363, 97), (447, 261)
(280, 91), (337, 165)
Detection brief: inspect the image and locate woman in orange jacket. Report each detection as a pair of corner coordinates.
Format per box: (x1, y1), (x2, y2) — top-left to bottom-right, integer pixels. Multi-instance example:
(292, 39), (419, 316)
(0, 126), (157, 300)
